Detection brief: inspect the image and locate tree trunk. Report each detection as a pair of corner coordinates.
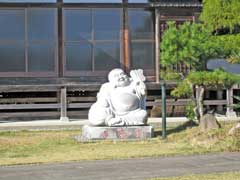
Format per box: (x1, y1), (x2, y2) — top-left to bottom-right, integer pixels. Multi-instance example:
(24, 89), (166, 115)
(196, 85), (205, 120)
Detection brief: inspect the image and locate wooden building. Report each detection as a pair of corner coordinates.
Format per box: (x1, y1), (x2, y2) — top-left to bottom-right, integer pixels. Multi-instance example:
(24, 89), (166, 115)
(0, 0), (210, 121)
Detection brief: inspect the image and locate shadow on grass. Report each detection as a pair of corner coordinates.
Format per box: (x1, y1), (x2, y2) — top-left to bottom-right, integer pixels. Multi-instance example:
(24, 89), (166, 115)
(154, 120), (198, 137)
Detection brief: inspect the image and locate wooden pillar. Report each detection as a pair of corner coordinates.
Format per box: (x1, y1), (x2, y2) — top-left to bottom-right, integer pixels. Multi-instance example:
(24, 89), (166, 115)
(226, 86), (237, 117)
(123, 0), (130, 73)
(155, 9), (160, 83)
(58, 0), (64, 77)
(60, 87), (69, 121)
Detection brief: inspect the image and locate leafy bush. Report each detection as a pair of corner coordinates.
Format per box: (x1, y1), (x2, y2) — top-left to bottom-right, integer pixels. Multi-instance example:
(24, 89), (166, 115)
(171, 70), (240, 120)
(171, 69), (240, 98)
(185, 102), (196, 121)
(200, 0), (240, 33)
(161, 22), (221, 71)
(161, 21), (240, 73)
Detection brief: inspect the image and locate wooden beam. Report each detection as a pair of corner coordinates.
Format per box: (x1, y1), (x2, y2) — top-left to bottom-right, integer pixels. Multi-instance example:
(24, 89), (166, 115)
(147, 99), (191, 106)
(0, 97), (57, 104)
(60, 87), (69, 121)
(0, 111), (88, 120)
(203, 100), (227, 106)
(0, 112), (59, 119)
(123, 1), (130, 72)
(58, 0), (64, 77)
(68, 97), (96, 102)
(0, 85), (59, 92)
(68, 103), (93, 108)
(155, 8), (160, 83)
(0, 104), (60, 110)
(147, 99), (228, 107)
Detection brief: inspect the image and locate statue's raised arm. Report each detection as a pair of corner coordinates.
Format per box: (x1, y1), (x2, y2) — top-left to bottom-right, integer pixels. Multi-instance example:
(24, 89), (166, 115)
(130, 69), (146, 96)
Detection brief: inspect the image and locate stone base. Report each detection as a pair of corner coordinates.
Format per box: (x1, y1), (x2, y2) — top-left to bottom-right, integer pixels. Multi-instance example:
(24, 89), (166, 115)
(226, 110), (237, 118)
(77, 125), (154, 141)
(60, 117), (69, 122)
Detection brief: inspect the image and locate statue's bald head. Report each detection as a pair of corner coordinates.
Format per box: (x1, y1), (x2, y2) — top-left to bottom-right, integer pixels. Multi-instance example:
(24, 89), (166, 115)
(108, 69), (123, 82)
(108, 68), (130, 87)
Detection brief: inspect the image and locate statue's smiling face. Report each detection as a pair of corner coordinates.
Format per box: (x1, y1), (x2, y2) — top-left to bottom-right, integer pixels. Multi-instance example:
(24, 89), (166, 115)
(109, 69), (130, 87)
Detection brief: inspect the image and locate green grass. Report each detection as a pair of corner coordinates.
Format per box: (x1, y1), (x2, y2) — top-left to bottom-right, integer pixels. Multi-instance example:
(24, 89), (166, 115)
(150, 171), (240, 180)
(0, 121), (239, 166)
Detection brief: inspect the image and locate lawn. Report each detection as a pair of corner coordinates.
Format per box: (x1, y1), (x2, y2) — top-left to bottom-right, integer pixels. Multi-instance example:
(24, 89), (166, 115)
(150, 171), (240, 180)
(0, 121), (239, 166)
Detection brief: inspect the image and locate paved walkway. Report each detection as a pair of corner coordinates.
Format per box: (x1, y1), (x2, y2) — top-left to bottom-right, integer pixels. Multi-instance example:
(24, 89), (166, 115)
(0, 117), (239, 131)
(0, 118), (189, 131)
(0, 153), (240, 180)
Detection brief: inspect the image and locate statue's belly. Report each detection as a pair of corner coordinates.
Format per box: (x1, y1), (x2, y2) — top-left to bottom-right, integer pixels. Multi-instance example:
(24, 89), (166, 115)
(111, 92), (139, 114)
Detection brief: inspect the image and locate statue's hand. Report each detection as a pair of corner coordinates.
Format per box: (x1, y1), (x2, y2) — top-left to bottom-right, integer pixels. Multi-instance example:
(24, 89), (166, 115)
(130, 69), (146, 96)
(130, 69), (146, 82)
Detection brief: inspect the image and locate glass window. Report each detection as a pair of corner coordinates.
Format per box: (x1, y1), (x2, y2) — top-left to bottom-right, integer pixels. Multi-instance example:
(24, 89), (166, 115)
(64, 8), (121, 74)
(28, 9), (56, 41)
(128, 10), (154, 39)
(128, 0), (149, 2)
(94, 42), (120, 70)
(0, 44), (25, 72)
(131, 42), (154, 69)
(65, 43), (92, 71)
(94, 9), (121, 40)
(0, 0), (56, 2)
(28, 43), (55, 72)
(0, 10), (25, 41)
(0, 8), (57, 75)
(64, 9), (91, 41)
(63, 0), (121, 3)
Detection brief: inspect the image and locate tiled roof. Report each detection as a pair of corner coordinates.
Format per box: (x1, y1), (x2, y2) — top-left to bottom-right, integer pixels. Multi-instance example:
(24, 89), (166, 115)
(150, 0), (202, 7)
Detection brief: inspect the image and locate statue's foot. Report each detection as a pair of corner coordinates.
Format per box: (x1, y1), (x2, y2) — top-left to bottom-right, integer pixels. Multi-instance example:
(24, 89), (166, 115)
(125, 121), (145, 126)
(107, 117), (125, 126)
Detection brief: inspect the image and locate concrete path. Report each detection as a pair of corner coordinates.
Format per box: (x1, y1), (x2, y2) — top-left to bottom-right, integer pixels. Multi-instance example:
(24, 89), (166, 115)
(0, 153), (240, 180)
(1, 117), (239, 131)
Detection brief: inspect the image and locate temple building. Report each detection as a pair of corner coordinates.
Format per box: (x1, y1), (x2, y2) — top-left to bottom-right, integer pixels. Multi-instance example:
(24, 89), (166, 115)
(2, 0), (234, 121)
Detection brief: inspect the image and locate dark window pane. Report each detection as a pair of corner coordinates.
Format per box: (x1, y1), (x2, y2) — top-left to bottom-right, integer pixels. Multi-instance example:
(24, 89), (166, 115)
(128, 0), (148, 2)
(28, 43), (55, 72)
(64, 9), (91, 41)
(66, 43), (92, 71)
(0, 0), (56, 2)
(28, 8), (57, 41)
(131, 42), (154, 69)
(0, 10), (25, 41)
(0, 44), (25, 72)
(94, 9), (121, 40)
(128, 10), (153, 39)
(63, 0), (121, 3)
(94, 42), (120, 70)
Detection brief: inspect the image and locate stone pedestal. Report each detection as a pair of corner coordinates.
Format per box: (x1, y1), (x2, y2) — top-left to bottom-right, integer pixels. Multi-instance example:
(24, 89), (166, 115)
(226, 110), (237, 118)
(77, 125), (153, 141)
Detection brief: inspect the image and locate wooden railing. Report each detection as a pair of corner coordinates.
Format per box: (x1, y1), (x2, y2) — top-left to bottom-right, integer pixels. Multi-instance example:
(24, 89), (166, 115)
(0, 82), (237, 121)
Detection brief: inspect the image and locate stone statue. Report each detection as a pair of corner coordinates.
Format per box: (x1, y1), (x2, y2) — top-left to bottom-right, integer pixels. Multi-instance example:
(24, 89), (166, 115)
(88, 68), (148, 126)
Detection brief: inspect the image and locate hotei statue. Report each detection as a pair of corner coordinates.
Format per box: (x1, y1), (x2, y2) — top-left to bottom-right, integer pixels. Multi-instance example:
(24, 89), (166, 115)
(88, 68), (148, 126)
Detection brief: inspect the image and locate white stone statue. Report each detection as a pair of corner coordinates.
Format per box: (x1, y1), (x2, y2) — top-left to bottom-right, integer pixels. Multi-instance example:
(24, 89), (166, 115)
(88, 68), (148, 126)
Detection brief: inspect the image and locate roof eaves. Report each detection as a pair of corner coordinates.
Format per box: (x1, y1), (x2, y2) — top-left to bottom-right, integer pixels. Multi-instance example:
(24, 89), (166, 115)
(150, 2), (202, 8)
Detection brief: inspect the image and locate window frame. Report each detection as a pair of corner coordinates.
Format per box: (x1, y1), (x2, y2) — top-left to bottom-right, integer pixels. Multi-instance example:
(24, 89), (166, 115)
(128, 8), (155, 76)
(0, 7), (58, 77)
(62, 7), (123, 77)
